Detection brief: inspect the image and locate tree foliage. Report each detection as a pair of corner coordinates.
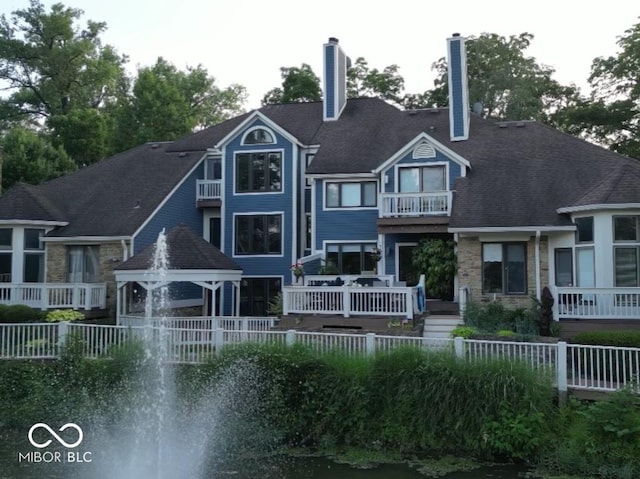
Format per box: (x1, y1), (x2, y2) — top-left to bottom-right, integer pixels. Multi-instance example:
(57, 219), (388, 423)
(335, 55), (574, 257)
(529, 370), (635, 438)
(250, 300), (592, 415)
(261, 64), (321, 105)
(411, 238), (457, 301)
(554, 20), (640, 158)
(347, 57), (405, 106)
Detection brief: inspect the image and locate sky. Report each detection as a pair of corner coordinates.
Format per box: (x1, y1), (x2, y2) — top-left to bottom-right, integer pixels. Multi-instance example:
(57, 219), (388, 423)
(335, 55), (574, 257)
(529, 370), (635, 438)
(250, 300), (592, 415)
(2, 0), (640, 109)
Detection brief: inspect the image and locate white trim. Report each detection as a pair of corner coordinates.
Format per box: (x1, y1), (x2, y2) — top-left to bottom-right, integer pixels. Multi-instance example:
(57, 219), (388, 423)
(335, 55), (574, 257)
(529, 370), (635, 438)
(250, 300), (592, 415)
(216, 111), (302, 148)
(307, 173), (377, 180)
(557, 203), (640, 214)
(311, 180), (317, 252)
(240, 125), (277, 145)
(231, 211), (285, 258)
(232, 148), (286, 196)
(450, 226), (576, 233)
(0, 220), (68, 226)
(132, 152), (207, 242)
(372, 132), (471, 174)
(292, 143), (299, 267)
(42, 235), (131, 243)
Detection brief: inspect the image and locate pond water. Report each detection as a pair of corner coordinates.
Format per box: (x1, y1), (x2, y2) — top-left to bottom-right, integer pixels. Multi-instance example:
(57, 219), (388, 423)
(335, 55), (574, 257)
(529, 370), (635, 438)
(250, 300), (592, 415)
(1, 428), (528, 479)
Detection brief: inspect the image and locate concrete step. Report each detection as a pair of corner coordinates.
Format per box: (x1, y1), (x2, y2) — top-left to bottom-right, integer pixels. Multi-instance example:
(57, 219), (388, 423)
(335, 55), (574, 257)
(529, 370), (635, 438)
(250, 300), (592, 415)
(423, 315), (463, 339)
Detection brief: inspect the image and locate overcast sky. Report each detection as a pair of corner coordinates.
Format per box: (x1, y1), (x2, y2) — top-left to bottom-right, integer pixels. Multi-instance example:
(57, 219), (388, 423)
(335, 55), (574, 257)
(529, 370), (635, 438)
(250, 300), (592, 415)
(2, 0), (639, 109)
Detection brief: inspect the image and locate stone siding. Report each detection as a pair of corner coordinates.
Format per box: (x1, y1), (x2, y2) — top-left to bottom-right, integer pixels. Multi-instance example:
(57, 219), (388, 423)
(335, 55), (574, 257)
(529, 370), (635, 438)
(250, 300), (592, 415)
(457, 235), (549, 310)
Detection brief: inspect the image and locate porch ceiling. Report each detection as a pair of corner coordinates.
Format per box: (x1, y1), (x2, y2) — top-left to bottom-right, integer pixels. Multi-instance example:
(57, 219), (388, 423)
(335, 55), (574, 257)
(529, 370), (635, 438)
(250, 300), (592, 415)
(377, 216), (449, 234)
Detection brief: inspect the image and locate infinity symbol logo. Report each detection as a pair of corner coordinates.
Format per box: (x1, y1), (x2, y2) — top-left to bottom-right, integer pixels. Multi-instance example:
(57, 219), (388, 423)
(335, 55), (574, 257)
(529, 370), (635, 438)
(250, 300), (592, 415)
(28, 423), (83, 449)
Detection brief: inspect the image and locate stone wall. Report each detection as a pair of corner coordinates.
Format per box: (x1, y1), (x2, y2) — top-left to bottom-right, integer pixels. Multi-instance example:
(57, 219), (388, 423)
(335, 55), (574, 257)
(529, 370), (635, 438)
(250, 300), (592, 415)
(457, 235), (549, 310)
(46, 241), (126, 319)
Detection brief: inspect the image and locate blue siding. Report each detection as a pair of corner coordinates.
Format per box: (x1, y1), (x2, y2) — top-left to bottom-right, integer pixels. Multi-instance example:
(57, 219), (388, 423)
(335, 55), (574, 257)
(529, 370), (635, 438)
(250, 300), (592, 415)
(314, 180), (378, 250)
(449, 37), (466, 138)
(223, 119), (297, 279)
(324, 44), (335, 119)
(384, 150), (462, 192)
(382, 233), (422, 276)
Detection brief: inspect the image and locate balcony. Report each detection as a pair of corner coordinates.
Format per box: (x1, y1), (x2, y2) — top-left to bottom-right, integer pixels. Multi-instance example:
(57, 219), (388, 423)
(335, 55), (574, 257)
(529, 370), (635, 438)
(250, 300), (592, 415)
(380, 191), (451, 217)
(0, 283), (107, 310)
(196, 180), (222, 201)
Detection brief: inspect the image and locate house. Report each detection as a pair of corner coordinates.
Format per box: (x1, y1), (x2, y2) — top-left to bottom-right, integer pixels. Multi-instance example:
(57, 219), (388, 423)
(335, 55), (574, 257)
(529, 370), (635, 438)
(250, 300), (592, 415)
(0, 34), (639, 329)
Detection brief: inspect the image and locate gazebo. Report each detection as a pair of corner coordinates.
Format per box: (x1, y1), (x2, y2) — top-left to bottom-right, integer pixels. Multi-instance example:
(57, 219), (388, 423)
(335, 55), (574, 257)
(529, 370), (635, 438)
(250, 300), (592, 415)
(114, 224), (242, 323)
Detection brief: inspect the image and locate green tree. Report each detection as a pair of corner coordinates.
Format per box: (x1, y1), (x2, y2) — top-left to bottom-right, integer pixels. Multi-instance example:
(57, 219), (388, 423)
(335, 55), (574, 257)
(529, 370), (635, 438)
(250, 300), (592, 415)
(554, 20), (640, 158)
(114, 57), (247, 149)
(262, 64), (321, 105)
(1, 127), (76, 190)
(426, 32), (579, 121)
(347, 57), (405, 105)
(412, 238), (457, 301)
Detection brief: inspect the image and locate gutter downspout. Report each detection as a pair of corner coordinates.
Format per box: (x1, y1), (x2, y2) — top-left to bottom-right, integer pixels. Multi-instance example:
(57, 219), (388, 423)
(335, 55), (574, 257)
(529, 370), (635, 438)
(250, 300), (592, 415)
(535, 230), (541, 299)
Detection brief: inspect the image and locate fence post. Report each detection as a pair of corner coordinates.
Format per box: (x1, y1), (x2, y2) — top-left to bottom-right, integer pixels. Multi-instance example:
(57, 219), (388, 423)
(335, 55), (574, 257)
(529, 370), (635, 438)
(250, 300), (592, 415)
(454, 336), (465, 359)
(57, 321), (69, 357)
(214, 327), (224, 356)
(286, 329), (296, 347)
(343, 287), (350, 317)
(282, 289), (290, 316)
(557, 341), (568, 404)
(366, 333), (376, 356)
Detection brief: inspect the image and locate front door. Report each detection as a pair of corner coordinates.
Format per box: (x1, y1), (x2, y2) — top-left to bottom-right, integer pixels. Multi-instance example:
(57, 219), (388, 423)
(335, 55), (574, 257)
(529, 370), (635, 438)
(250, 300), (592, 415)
(398, 244), (419, 286)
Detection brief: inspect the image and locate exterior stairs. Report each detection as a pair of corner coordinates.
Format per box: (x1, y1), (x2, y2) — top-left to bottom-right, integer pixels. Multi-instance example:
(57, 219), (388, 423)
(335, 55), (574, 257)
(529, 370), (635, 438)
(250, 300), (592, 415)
(422, 315), (463, 339)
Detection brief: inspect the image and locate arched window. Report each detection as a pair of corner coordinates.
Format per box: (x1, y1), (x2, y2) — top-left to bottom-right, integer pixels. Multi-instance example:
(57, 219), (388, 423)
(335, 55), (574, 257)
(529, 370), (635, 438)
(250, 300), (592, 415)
(242, 128), (275, 145)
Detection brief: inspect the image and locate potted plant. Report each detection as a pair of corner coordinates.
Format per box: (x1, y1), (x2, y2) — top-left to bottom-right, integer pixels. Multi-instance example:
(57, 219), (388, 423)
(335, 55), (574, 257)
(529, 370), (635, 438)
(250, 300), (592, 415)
(290, 262), (304, 284)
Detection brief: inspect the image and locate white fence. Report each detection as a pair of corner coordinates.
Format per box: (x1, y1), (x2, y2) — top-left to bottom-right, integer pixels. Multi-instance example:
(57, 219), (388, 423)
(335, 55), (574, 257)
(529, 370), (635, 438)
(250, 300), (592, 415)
(0, 322), (638, 394)
(118, 315), (277, 331)
(554, 287), (640, 320)
(380, 191), (452, 217)
(282, 286), (414, 319)
(0, 283), (106, 310)
(196, 179), (222, 200)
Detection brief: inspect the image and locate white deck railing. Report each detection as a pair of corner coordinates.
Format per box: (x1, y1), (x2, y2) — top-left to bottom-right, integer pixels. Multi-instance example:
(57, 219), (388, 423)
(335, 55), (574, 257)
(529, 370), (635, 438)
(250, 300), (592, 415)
(554, 287), (640, 320)
(0, 283), (106, 310)
(282, 285), (414, 319)
(380, 191), (451, 217)
(118, 315), (277, 331)
(1, 322), (638, 394)
(196, 179), (222, 200)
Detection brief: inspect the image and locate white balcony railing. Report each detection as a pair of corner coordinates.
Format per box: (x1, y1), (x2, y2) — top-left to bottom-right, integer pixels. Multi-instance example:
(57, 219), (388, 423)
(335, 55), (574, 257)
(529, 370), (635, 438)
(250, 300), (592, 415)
(380, 191), (451, 217)
(196, 179), (222, 200)
(0, 283), (107, 310)
(282, 285), (414, 319)
(554, 287), (640, 320)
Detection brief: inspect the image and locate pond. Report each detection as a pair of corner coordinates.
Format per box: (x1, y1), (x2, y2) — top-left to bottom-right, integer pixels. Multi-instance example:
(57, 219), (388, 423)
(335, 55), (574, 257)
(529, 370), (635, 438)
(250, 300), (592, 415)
(1, 428), (529, 479)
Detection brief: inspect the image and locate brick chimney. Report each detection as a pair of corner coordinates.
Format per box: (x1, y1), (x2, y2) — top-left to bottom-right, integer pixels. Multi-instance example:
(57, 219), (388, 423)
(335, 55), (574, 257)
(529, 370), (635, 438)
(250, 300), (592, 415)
(447, 33), (470, 141)
(323, 37), (349, 121)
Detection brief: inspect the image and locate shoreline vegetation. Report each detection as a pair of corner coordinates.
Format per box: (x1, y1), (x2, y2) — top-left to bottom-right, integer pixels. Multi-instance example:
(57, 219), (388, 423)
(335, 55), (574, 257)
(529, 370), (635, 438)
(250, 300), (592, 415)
(0, 340), (638, 478)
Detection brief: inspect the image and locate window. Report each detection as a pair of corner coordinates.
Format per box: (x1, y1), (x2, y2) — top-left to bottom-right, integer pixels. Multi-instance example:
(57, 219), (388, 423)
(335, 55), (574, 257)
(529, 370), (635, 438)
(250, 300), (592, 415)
(209, 217), (221, 249)
(576, 247), (595, 287)
(613, 216), (640, 287)
(240, 277), (281, 316)
(235, 214), (282, 255)
(575, 217), (594, 243)
(205, 157), (222, 180)
(0, 228), (11, 283)
(555, 248), (573, 286)
(326, 182), (376, 208)
(482, 243), (527, 294)
(399, 165), (446, 193)
(24, 228), (45, 283)
(236, 152), (282, 193)
(67, 246), (100, 283)
(326, 243), (377, 274)
(305, 213), (312, 252)
(243, 128), (274, 145)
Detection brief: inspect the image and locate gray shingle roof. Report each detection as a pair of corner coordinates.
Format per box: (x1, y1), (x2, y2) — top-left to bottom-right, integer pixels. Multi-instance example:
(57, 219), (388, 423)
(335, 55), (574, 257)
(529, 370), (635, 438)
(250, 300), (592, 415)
(115, 224), (241, 271)
(0, 183), (66, 222)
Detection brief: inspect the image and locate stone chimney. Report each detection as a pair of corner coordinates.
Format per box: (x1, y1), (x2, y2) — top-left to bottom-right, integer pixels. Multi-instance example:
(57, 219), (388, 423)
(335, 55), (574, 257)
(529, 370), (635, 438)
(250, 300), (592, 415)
(447, 33), (470, 141)
(323, 37), (349, 121)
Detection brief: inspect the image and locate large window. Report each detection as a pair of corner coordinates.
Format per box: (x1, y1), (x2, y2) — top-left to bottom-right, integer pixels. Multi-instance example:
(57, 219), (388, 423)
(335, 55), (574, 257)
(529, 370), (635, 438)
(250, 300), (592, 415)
(554, 248), (573, 287)
(240, 277), (281, 316)
(482, 243), (527, 294)
(235, 214), (282, 255)
(67, 246), (100, 283)
(205, 157), (222, 180)
(399, 165), (446, 192)
(614, 215), (640, 286)
(575, 216), (594, 243)
(326, 182), (376, 208)
(24, 228), (45, 282)
(236, 152), (282, 193)
(326, 243), (377, 274)
(0, 228), (11, 283)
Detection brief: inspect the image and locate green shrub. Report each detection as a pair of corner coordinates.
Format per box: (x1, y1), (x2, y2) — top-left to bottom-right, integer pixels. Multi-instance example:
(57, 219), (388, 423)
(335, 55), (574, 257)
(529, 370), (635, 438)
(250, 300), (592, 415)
(463, 300), (538, 336)
(570, 330), (640, 348)
(0, 304), (43, 323)
(451, 326), (477, 338)
(45, 309), (85, 322)
(497, 329), (516, 337)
